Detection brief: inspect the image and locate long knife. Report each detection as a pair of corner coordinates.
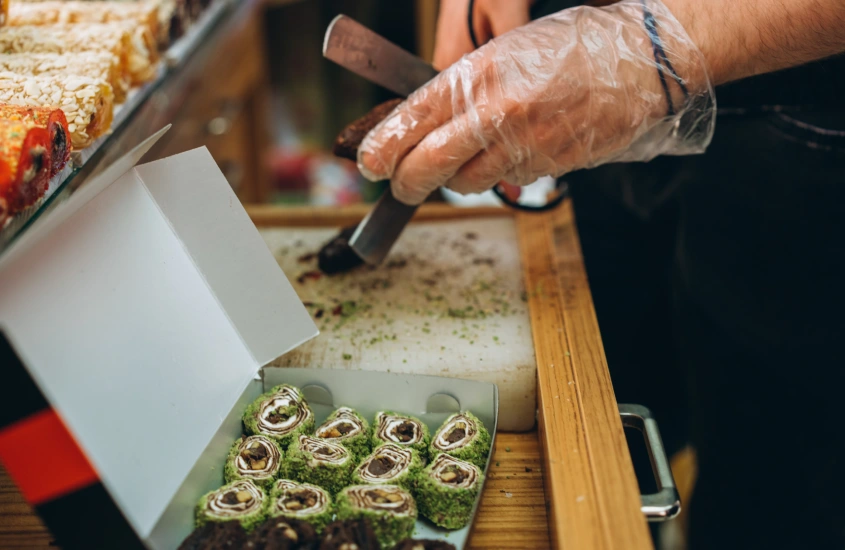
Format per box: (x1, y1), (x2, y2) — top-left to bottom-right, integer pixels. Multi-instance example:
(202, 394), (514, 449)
(322, 15), (439, 266)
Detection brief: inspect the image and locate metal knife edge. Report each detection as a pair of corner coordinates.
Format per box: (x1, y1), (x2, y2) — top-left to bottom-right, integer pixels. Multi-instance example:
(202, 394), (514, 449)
(322, 14), (439, 266)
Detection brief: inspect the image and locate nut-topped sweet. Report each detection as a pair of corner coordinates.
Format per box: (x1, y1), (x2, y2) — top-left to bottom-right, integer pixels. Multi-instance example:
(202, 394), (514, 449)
(195, 479), (267, 532)
(372, 411), (431, 458)
(315, 406), (370, 457)
(415, 454), (483, 529)
(243, 384), (314, 448)
(351, 443), (422, 491)
(224, 435), (283, 489)
(285, 435), (355, 494)
(430, 412), (490, 469)
(270, 479), (333, 533)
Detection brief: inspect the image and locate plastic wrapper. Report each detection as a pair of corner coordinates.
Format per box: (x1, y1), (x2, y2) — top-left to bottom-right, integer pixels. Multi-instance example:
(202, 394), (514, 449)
(357, 0), (716, 205)
(0, 72), (114, 148)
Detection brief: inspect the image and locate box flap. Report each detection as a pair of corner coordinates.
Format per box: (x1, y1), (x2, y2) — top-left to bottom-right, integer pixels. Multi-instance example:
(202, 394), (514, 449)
(0, 145), (318, 538)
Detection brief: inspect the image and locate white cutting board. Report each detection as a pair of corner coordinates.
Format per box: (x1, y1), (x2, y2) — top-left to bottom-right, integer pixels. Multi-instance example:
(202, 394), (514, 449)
(259, 217), (536, 431)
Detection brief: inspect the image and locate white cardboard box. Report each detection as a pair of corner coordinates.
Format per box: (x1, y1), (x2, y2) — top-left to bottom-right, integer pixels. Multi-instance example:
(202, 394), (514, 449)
(0, 130), (499, 549)
(0, 129), (319, 544)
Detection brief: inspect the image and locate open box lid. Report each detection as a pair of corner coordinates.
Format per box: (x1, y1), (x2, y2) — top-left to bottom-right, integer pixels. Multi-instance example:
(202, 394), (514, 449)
(0, 128), (318, 539)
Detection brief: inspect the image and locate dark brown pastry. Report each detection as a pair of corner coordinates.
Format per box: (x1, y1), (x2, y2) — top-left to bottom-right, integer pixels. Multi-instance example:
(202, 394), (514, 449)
(391, 540), (457, 550)
(247, 517), (318, 550)
(177, 521), (248, 550)
(317, 225), (364, 275)
(332, 99), (403, 162)
(318, 520), (380, 550)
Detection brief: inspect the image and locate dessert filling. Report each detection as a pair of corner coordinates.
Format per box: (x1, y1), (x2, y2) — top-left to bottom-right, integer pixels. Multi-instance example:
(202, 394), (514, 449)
(236, 436), (280, 477)
(433, 416), (476, 451)
(206, 481), (263, 518)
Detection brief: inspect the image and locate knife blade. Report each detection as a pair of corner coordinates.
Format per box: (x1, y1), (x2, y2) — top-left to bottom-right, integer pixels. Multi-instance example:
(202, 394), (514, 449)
(323, 14), (439, 97)
(323, 15), (439, 266)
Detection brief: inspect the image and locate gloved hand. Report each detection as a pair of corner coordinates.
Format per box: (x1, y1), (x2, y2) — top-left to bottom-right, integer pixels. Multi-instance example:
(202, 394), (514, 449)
(358, 0), (715, 205)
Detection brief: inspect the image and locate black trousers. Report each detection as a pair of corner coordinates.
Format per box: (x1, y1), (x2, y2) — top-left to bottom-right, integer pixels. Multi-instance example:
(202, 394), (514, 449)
(568, 112), (845, 549)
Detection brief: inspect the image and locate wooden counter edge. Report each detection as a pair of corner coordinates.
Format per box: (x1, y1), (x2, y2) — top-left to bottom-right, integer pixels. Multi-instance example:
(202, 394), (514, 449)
(515, 203), (653, 550)
(244, 203), (510, 227)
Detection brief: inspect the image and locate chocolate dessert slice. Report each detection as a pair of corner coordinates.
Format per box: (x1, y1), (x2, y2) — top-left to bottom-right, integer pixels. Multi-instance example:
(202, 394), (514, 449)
(335, 485), (417, 549)
(318, 519), (379, 550)
(332, 98), (403, 162)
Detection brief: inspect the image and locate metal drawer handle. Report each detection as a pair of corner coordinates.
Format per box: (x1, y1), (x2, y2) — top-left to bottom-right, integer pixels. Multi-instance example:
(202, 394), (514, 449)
(618, 403), (682, 522)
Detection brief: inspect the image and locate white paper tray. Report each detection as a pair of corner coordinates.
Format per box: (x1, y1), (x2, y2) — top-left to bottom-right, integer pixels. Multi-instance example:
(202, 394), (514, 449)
(149, 367), (499, 549)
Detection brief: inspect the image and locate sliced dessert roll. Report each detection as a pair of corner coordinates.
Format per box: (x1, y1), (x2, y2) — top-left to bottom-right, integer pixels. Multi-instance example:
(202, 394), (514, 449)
(195, 479), (267, 532)
(270, 479), (333, 533)
(243, 384), (314, 449)
(224, 435), (284, 490)
(320, 519), (380, 550)
(429, 412), (490, 469)
(247, 516), (318, 550)
(177, 521), (247, 550)
(336, 485), (417, 550)
(315, 406), (371, 457)
(285, 435), (355, 494)
(415, 454), (483, 529)
(372, 411), (430, 458)
(351, 443), (422, 491)
(391, 539), (458, 550)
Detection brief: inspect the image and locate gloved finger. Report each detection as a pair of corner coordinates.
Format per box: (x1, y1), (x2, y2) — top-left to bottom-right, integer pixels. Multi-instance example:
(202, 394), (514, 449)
(357, 72), (461, 182)
(359, 53), (498, 183)
(390, 112), (486, 204)
(444, 141), (513, 196)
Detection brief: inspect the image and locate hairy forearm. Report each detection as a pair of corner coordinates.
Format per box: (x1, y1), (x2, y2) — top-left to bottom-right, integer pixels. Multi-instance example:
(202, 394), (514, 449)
(663, 0), (845, 85)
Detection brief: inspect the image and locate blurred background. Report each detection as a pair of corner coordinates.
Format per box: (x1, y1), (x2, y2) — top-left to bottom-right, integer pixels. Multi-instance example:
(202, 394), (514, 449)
(257, 0), (437, 206)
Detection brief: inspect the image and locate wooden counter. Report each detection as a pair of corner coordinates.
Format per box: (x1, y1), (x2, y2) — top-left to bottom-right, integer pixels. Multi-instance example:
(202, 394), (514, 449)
(0, 203), (651, 549)
(0, 433), (549, 549)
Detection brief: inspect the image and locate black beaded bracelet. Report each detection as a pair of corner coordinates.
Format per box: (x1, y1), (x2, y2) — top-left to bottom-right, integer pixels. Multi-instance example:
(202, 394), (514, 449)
(641, 0), (689, 116)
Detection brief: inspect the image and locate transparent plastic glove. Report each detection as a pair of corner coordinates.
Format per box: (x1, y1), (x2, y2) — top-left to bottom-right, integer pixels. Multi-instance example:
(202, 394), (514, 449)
(358, 0), (715, 205)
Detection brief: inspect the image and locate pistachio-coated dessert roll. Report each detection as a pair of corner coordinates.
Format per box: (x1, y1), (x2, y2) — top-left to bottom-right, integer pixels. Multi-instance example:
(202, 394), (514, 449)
(429, 412), (490, 469)
(247, 516), (318, 550)
(315, 406), (371, 457)
(372, 411), (430, 458)
(415, 454), (483, 529)
(335, 485), (417, 550)
(351, 443), (422, 491)
(243, 384), (314, 448)
(195, 480), (267, 532)
(224, 435), (284, 490)
(285, 435), (355, 494)
(270, 479), (333, 533)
